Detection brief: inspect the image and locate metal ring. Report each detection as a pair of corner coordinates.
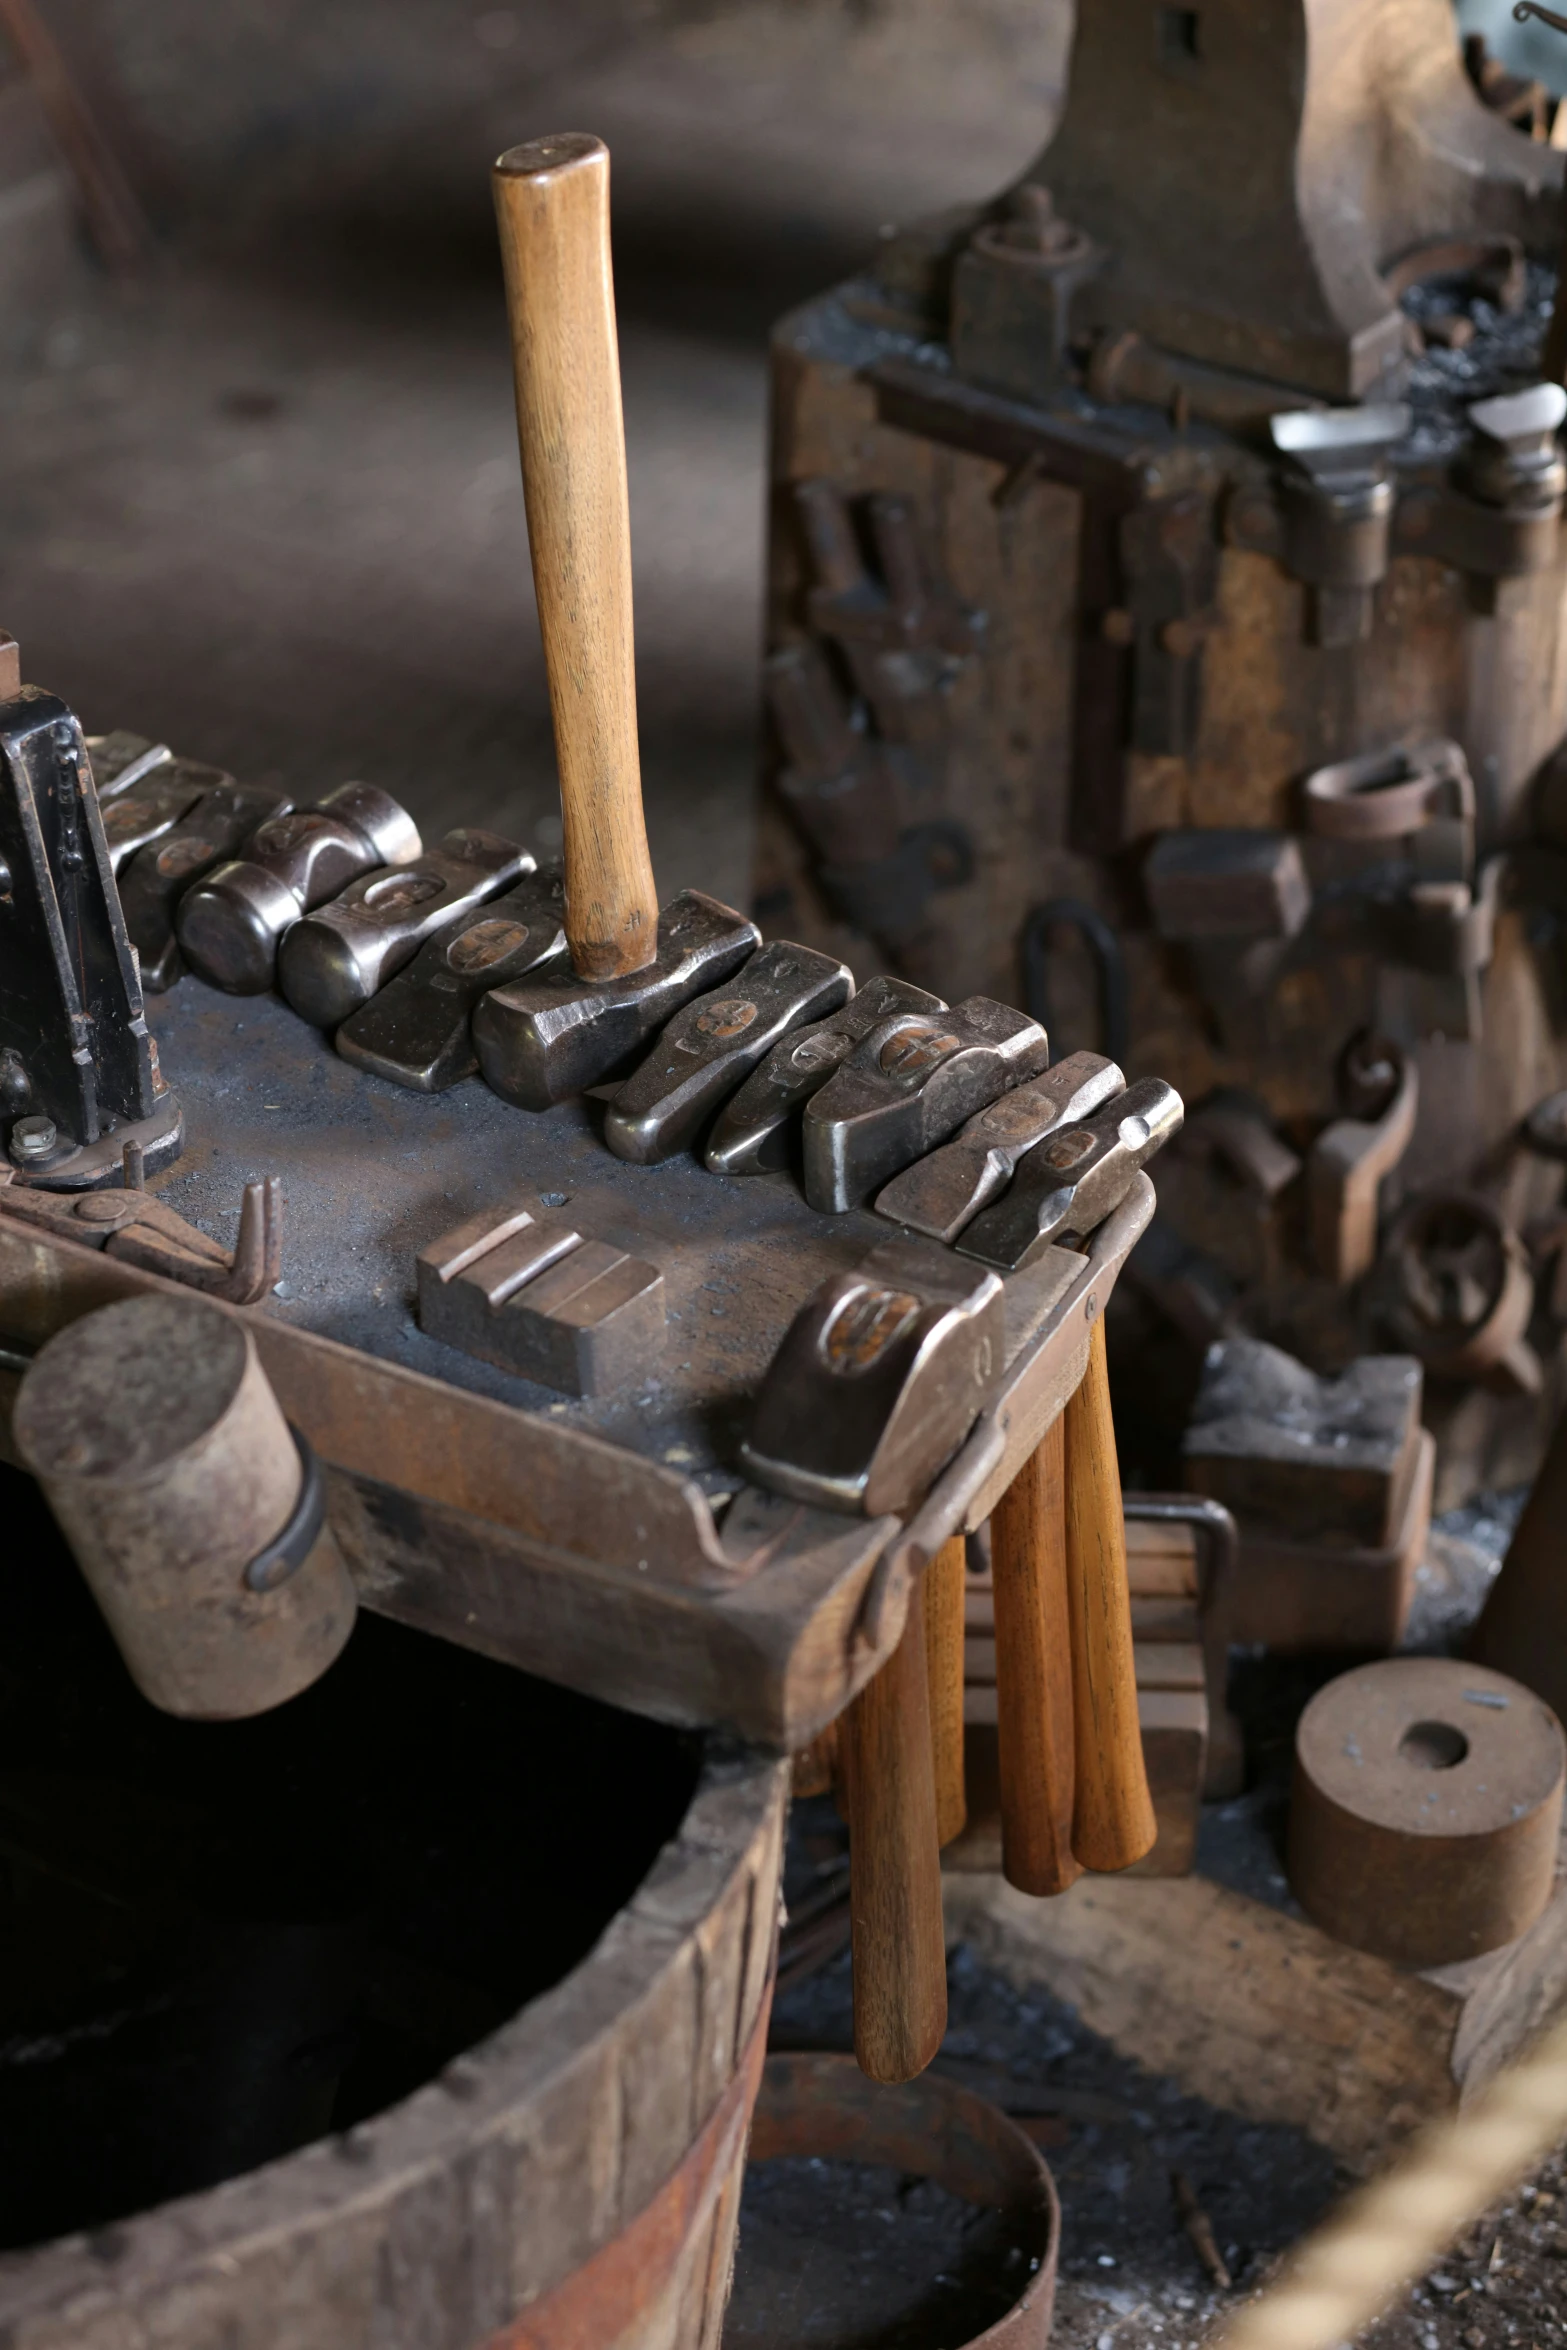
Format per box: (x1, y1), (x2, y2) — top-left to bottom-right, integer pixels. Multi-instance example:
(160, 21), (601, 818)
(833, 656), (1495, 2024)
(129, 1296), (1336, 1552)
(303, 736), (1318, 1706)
(244, 1423), (326, 1594)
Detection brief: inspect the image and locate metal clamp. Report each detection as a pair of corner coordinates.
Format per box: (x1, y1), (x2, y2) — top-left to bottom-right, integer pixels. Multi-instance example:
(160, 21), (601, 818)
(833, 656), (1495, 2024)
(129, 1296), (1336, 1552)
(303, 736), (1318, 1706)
(244, 1425), (326, 1594)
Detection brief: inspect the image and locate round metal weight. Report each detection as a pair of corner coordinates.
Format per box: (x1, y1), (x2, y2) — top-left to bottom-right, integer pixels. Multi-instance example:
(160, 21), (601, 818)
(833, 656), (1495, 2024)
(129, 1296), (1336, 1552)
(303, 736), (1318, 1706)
(1287, 1658), (1566, 1967)
(742, 2050), (1059, 2347)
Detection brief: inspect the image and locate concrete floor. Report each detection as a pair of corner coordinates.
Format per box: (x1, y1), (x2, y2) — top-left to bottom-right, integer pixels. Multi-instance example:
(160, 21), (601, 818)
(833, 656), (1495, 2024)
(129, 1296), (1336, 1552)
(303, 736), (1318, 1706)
(0, 0), (1066, 911)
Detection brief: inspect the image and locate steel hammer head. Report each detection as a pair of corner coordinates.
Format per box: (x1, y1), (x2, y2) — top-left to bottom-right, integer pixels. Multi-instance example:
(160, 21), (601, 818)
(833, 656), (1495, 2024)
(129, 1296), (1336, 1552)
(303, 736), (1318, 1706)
(703, 974), (944, 1178)
(740, 1236), (1004, 1516)
(873, 1050), (1126, 1242)
(801, 995), (1051, 1213)
(604, 939), (852, 1164)
(956, 1076), (1184, 1271)
(472, 889), (759, 1110)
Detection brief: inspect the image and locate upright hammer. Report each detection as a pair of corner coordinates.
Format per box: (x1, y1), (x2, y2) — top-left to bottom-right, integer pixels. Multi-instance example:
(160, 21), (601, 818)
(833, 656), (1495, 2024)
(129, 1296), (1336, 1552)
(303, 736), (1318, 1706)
(476, 136), (757, 1108)
(493, 132), (655, 983)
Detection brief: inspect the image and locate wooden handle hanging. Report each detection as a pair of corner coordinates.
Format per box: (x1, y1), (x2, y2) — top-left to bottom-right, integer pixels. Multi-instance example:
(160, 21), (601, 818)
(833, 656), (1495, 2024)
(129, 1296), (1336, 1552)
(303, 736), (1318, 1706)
(839, 1580), (947, 2081)
(990, 1416), (1082, 1895)
(493, 134), (659, 982)
(1063, 1317), (1157, 1871)
(923, 1534), (968, 1848)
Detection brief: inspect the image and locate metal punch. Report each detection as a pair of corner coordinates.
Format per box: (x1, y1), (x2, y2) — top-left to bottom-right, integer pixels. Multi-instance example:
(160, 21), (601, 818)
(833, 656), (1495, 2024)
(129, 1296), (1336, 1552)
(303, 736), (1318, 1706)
(874, 1048), (1125, 1242)
(336, 868), (570, 1092)
(740, 1236), (1005, 1517)
(472, 888), (760, 1111)
(957, 1076), (1185, 1271)
(178, 782), (423, 995)
(801, 994), (1051, 1214)
(278, 827), (533, 1028)
(604, 940), (852, 1164)
(703, 974), (944, 1178)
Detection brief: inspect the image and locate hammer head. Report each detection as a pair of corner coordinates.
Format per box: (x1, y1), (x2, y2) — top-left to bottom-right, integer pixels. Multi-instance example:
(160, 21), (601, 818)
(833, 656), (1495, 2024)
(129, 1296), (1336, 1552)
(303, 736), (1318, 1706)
(740, 1237), (1004, 1516)
(703, 974), (944, 1178)
(604, 939), (852, 1164)
(335, 868), (569, 1092)
(178, 784), (421, 996)
(874, 1049), (1125, 1242)
(472, 889), (759, 1110)
(278, 828), (532, 1028)
(801, 995), (1050, 1213)
(957, 1076), (1184, 1271)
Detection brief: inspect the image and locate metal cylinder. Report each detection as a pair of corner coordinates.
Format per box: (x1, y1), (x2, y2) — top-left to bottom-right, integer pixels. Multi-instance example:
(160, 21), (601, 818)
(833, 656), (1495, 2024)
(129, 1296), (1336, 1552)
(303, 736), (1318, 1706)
(13, 1292), (357, 1719)
(1288, 1657), (1565, 1967)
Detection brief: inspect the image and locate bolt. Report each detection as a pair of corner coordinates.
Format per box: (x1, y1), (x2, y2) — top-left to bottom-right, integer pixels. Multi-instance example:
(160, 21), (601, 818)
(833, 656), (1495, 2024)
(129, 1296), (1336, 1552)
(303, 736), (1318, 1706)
(10, 1115), (58, 1162)
(74, 1195), (134, 1227)
(1084, 1290), (1100, 1322)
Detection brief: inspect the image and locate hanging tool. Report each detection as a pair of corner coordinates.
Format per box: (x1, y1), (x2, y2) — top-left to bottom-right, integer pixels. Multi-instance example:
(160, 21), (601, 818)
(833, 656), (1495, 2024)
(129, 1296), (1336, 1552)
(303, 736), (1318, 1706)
(1065, 1315), (1157, 1870)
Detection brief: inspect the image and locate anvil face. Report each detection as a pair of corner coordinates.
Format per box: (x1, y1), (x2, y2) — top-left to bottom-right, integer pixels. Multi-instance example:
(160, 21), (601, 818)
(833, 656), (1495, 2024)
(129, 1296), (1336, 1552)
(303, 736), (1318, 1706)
(703, 974), (944, 1178)
(800, 994), (1051, 1214)
(472, 889), (760, 1111)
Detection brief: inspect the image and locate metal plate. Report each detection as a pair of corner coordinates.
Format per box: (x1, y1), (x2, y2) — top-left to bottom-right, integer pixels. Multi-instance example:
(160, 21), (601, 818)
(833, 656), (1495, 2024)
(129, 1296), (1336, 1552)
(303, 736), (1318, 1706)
(141, 979), (1089, 1500)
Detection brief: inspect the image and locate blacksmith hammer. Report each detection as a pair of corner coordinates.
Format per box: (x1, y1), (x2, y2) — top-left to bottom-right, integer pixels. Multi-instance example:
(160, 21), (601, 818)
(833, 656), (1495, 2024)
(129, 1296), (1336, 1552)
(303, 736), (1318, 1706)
(802, 995), (1051, 1213)
(471, 135), (758, 1112)
(980, 1085), (1183, 1888)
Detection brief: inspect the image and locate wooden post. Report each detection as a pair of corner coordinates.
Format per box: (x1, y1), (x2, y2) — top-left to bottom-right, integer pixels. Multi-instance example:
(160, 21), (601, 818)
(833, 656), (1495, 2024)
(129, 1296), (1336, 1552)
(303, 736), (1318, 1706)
(13, 1291), (357, 1720)
(840, 1580), (947, 2081)
(1064, 1317), (1157, 1871)
(990, 1416), (1083, 1894)
(492, 134), (659, 982)
(923, 1533), (968, 1848)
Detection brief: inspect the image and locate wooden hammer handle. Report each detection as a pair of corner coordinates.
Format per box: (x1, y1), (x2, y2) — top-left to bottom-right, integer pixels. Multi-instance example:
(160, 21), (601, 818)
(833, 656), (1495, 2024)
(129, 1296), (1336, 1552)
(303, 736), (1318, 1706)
(840, 1580), (947, 2082)
(1064, 1318), (1156, 1872)
(493, 135), (659, 982)
(923, 1533), (968, 1849)
(990, 1416), (1082, 1896)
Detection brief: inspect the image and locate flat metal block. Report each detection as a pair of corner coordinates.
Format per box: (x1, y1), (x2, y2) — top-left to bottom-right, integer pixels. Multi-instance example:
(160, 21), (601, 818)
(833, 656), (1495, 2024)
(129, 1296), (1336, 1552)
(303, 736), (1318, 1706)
(418, 1208), (664, 1397)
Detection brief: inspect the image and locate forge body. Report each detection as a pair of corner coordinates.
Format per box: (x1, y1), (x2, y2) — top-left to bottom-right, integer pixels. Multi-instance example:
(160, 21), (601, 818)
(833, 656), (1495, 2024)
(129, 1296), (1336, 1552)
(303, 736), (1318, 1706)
(758, 0), (1567, 1500)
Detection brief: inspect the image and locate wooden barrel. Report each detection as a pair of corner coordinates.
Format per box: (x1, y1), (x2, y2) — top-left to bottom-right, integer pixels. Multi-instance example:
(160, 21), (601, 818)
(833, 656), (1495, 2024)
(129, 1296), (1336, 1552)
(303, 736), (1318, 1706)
(0, 1458), (787, 2350)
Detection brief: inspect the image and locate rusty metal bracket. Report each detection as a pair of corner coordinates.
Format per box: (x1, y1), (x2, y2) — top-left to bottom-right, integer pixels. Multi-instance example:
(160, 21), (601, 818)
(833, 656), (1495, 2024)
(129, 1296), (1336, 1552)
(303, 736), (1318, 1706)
(0, 1156), (282, 1306)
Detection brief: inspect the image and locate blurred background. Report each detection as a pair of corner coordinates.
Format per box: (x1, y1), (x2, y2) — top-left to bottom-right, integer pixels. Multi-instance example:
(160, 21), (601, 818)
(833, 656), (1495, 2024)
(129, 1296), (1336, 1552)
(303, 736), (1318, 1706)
(0, 0), (1072, 907)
